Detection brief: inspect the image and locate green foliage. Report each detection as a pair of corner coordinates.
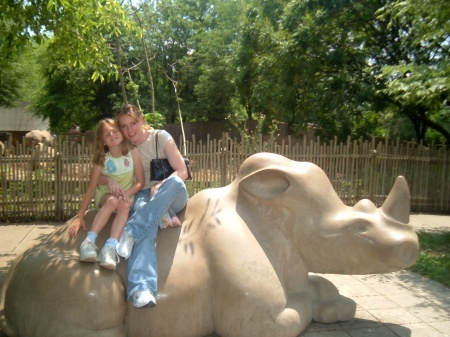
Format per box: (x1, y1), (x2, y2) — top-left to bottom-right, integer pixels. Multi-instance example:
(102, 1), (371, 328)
(0, 55), (21, 107)
(144, 111), (167, 129)
(32, 62), (120, 132)
(236, 0), (450, 143)
(0, 0), (136, 81)
(236, 0), (382, 140)
(376, 0), (450, 144)
(227, 97), (252, 141)
(2, 0), (449, 144)
(0, 42), (44, 107)
(16, 43), (47, 102)
(410, 231), (450, 287)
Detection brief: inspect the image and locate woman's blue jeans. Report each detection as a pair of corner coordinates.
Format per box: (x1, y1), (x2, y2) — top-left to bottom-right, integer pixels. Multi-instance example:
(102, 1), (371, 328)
(125, 176), (188, 300)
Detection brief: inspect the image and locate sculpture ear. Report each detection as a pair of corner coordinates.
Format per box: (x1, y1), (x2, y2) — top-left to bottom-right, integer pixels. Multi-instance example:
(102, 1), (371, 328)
(354, 199), (378, 213)
(239, 169), (290, 199)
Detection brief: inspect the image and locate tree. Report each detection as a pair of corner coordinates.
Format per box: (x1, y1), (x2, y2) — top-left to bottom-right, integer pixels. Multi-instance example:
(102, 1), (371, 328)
(0, 0), (135, 83)
(0, 55), (21, 107)
(126, 0), (245, 123)
(182, 0), (244, 122)
(236, 0), (386, 139)
(4, 0), (448, 143)
(236, 0), (450, 143)
(33, 62), (120, 132)
(0, 41), (47, 107)
(377, 0), (450, 144)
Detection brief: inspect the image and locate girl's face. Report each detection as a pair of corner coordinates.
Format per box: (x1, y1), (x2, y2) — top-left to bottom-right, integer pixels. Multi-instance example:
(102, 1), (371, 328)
(118, 114), (144, 143)
(102, 124), (123, 148)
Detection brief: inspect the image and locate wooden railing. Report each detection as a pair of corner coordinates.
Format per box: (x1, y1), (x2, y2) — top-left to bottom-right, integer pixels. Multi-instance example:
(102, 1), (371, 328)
(1, 134), (448, 222)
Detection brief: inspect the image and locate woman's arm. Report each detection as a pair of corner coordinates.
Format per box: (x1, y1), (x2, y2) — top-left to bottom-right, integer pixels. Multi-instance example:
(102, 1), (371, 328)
(165, 139), (188, 180)
(69, 164), (102, 238)
(150, 138), (187, 197)
(98, 173), (124, 198)
(123, 147), (145, 198)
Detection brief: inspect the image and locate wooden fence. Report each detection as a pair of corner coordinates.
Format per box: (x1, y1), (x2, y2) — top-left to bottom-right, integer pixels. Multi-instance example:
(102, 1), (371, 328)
(1, 134), (449, 222)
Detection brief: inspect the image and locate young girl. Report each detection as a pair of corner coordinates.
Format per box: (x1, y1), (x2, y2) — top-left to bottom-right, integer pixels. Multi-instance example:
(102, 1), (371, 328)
(69, 118), (144, 270)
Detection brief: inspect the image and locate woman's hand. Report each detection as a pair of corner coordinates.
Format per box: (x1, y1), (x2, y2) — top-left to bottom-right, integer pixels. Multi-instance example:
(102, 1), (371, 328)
(119, 194), (132, 204)
(150, 181), (164, 198)
(107, 177), (125, 198)
(69, 217), (86, 238)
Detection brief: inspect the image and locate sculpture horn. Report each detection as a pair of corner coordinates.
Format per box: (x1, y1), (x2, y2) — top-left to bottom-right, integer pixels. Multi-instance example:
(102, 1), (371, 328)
(381, 176), (410, 224)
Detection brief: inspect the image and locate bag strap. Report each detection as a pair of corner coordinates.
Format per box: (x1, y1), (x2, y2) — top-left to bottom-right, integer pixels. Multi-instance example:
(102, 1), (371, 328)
(155, 130), (161, 159)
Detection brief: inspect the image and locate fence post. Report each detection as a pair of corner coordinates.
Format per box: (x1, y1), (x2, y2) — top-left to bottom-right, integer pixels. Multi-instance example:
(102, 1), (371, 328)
(220, 133), (229, 187)
(369, 137), (378, 201)
(55, 153), (63, 221)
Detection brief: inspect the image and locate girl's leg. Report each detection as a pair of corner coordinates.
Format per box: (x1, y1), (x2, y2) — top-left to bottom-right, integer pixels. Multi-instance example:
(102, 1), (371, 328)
(110, 199), (132, 239)
(98, 199), (132, 270)
(80, 194), (119, 263)
(91, 195), (120, 234)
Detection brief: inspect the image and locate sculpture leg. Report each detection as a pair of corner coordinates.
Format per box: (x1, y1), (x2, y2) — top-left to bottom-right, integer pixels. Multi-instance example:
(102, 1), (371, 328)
(214, 292), (314, 337)
(308, 275), (356, 323)
(211, 265), (314, 337)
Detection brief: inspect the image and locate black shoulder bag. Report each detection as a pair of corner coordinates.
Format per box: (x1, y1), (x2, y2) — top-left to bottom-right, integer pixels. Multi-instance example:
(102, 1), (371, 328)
(150, 131), (192, 181)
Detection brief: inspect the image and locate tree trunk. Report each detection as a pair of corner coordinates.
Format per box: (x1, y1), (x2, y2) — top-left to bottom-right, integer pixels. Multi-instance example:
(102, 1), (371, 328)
(115, 36), (128, 105)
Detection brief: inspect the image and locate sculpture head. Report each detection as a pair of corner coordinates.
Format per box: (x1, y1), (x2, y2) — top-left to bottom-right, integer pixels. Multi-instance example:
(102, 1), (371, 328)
(235, 152), (419, 275)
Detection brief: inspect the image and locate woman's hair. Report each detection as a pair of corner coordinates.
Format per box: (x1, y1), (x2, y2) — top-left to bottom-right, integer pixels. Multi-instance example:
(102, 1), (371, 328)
(116, 104), (151, 130)
(93, 118), (130, 166)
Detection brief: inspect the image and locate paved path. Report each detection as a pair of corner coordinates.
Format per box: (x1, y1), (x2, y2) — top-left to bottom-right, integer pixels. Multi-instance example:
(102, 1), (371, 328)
(0, 214), (449, 337)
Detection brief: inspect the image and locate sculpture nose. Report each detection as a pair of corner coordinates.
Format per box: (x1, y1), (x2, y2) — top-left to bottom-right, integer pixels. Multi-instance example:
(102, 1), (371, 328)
(398, 241), (419, 267)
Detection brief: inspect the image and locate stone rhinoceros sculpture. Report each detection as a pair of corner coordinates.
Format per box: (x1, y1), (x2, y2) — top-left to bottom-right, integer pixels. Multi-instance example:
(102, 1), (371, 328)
(0, 152), (419, 337)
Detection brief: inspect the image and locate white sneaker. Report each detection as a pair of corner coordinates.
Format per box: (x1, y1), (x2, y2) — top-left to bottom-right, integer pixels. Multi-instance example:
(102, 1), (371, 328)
(132, 289), (156, 309)
(116, 231), (134, 259)
(79, 239), (97, 262)
(97, 246), (120, 270)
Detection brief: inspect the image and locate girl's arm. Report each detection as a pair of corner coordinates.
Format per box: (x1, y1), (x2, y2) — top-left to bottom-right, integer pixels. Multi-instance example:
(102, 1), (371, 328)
(68, 164), (102, 238)
(123, 147), (145, 198)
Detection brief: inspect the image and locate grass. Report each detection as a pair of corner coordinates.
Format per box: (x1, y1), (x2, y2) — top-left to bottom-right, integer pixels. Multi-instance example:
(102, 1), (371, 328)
(409, 231), (450, 287)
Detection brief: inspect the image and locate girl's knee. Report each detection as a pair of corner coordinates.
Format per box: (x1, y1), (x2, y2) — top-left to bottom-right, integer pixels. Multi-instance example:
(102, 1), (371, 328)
(103, 195), (120, 208)
(118, 200), (132, 212)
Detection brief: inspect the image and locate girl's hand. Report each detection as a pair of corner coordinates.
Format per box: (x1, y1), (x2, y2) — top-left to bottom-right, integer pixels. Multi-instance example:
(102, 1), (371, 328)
(68, 217), (86, 238)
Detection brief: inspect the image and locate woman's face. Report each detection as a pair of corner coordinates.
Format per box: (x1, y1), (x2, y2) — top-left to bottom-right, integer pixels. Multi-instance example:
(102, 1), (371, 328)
(118, 114), (143, 143)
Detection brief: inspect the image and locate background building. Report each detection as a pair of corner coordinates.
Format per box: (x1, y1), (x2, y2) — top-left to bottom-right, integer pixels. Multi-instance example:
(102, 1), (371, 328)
(0, 101), (49, 146)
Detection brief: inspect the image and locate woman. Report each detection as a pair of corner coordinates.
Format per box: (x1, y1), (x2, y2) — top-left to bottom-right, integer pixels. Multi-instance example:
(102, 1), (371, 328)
(103, 104), (188, 309)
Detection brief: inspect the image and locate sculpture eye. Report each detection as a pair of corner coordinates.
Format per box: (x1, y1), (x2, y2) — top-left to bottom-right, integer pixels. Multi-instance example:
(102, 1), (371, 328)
(350, 221), (368, 234)
(357, 224), (367, 233)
